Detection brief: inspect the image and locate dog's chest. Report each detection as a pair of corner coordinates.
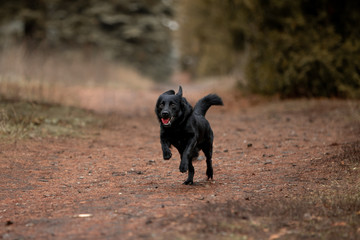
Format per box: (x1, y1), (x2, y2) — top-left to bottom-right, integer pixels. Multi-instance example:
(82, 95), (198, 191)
(164, 128), (191, 145)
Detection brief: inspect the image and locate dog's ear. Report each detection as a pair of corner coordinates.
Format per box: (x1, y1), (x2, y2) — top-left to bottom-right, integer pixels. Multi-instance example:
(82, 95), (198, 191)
(162, 89), (175, 95)
(176, 86), (183, 97)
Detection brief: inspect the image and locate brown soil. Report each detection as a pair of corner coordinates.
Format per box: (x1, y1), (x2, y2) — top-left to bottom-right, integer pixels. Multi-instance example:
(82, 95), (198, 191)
(1, 84), (359, 239)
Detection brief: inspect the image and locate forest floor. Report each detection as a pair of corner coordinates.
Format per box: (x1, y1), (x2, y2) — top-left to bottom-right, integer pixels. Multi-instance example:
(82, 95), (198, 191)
(0, 82), (359, 240)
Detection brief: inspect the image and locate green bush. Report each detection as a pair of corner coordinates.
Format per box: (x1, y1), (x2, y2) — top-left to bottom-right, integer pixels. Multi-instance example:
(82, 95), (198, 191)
(178, 0), (360, 98)
(177, 0), (237, 77)
(243, 1), (360, 98)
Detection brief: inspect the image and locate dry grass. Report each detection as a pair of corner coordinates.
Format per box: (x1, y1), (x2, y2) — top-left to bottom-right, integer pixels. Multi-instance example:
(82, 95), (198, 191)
(340, 141), (360, 164)
(0, 45), (155, 139)
(164, 188), (360, 240)
(0, 100), (99, 139)
(0, 44), (153, 105)
(159, 142), (360, 240)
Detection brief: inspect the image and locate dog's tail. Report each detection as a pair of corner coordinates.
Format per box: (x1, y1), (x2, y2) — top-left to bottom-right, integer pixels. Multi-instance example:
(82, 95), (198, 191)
(194, 94), (223, 116)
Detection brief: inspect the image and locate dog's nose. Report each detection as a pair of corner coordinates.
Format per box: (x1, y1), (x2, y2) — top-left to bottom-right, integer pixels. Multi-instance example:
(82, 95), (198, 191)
(161, 111), (170, 118)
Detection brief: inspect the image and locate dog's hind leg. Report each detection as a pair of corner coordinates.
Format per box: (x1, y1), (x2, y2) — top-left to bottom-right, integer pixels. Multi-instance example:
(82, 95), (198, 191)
(179, 138), (197, 173)
(203, 143), (213, 180)
(183, 160), (194, 185)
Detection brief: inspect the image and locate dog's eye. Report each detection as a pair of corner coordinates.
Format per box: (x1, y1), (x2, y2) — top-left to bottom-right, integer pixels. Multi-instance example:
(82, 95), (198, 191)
(159, 103), (164, 108)
(170, 103), (176, 108)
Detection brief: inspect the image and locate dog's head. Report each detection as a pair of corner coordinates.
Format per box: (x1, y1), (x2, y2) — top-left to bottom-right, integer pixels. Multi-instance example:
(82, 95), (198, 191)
(155, 86), (192, 127)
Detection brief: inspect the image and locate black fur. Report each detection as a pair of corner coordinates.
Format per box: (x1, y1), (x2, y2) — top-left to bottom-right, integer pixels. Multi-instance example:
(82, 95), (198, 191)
(155, 86), (223, 185)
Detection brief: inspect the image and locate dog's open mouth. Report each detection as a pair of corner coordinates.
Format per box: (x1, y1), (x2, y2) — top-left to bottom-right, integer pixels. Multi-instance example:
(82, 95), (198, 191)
(161, 117), (174, 126)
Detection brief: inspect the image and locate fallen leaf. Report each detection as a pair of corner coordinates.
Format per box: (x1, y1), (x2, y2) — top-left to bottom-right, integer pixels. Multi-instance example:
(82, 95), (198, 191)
(332, 222), (346, 227)
(269, 228), (287, 240)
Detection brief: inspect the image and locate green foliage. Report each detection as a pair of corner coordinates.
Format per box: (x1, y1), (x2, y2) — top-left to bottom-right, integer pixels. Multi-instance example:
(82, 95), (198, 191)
(242, 1), (360, 98)
(178, 0), (360, 98)
(177, 0), (238, 77)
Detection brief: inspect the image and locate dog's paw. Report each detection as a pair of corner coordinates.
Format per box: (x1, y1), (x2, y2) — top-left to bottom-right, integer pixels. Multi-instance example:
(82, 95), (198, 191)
(206, 167), (213, 180)
(183, 179), (193, 185)
(163, 151), (172, 160)
(179, 163), (188, 173)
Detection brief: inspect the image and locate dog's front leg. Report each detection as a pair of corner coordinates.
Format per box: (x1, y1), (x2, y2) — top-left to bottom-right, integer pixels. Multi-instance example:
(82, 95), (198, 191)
(183, 161), (194, 185)
(160, 136), (172, 160)
(179, 138), (197, 173)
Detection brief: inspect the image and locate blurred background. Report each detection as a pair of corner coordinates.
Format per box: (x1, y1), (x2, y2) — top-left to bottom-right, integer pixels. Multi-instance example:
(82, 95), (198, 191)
(0, 0), (360, 106)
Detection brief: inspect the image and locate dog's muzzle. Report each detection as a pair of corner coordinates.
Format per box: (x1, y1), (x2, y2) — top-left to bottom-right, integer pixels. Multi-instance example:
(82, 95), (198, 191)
(161, 111), (174, 126)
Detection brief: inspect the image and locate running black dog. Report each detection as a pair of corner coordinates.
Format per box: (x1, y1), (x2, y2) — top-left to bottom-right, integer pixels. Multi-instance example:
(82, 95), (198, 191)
(155, 86), (223, 185)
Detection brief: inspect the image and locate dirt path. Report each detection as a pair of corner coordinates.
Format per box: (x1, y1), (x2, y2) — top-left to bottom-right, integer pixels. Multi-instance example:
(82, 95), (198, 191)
(0, 84), (359, 239)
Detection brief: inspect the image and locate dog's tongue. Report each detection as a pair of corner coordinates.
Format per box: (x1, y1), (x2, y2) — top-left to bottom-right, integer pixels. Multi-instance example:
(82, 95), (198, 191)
(161, 118), (170, 124)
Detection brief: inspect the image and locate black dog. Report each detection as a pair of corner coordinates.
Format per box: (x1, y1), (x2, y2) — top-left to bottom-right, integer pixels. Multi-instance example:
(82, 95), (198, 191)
(155, 86), (223, 185)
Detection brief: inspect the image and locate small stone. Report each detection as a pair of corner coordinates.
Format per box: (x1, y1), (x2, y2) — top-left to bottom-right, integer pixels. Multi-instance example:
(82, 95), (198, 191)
(112, 172), (125, 176)
(303, 213), (312, 221)
(76, 214), (93, 218)
(5, 220), (13, 226)
(264, 159), (273, 165)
